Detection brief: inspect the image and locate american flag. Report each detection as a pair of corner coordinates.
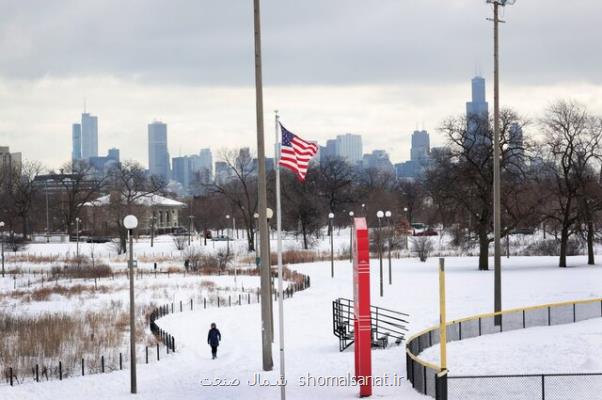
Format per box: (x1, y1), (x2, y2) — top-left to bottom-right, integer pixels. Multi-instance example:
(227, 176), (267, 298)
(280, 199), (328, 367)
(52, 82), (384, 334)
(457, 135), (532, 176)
(278, 124), (318, 181)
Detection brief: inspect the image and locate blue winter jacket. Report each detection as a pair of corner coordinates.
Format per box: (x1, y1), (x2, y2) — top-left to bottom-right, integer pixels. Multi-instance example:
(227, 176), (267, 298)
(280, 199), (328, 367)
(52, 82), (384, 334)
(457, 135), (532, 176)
(208, 328), (221, 347)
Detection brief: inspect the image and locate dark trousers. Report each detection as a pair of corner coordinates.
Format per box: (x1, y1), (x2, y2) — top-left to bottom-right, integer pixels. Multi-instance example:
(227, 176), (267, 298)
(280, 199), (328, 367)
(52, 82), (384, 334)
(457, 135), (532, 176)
(211, 345), (218, 358)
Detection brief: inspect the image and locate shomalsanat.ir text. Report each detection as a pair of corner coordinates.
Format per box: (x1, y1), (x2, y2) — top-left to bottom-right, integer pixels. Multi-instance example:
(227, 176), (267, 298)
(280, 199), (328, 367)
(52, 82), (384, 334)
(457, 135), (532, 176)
(201, 373), (405, 387)
(298, 372), (405, 387)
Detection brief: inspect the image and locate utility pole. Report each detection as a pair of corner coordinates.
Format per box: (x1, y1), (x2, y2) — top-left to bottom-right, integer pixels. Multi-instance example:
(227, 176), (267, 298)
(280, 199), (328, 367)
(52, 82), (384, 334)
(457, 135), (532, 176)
(487, 0), (515, 325)
(253, 0), (273, 371)
(45, 180), (50, 243)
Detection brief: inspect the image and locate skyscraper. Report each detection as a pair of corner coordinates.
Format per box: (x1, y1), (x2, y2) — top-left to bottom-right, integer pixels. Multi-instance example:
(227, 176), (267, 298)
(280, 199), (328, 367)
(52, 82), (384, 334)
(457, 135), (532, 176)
(466, 76), (490, 147)
(466, 76), (489, 118)
(72, 123), (82, 162)
(507, 122), (525, 171)
(336, 133), (363, 164)
(81, 113), (98, 159)
(148, 121), (170, 180)
(172, 156), (191, 188)
(410, 130), (430, 162)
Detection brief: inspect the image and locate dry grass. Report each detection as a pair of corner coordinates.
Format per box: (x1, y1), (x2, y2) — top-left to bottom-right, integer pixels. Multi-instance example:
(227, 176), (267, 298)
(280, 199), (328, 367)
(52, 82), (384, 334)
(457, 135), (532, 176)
(0, 306), (155, 382)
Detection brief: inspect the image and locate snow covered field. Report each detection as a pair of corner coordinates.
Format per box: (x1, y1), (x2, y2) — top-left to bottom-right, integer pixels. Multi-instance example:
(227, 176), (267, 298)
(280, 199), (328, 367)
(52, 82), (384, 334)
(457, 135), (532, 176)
(2, 251), (602, 399)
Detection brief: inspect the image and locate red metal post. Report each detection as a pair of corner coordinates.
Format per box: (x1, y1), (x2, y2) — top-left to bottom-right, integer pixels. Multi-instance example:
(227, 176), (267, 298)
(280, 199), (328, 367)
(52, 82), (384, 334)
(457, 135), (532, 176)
(353, 217), (372, 397)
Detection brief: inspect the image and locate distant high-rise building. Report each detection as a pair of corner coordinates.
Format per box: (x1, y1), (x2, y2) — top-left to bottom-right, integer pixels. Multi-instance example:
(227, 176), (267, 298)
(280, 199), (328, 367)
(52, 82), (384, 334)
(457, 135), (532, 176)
(466, 76), (490, 147)
(172, 156), (191, 189)
(89, 148), (120, 176)
(148, 121), (171, 180)
(0, 146), (22, 175)
(466, 76), (489, 118)
(215, 161), (232, 185)
(107, 148), (120, 162)
(81, 113), (98, 159)
(507, 123), (525, 171)
(198, 148), (213, 178)
(363, 150), (394, 173)
(410, 130), (430, 162)
(72, 123), (82, 162)
(336, 133), (363, 164)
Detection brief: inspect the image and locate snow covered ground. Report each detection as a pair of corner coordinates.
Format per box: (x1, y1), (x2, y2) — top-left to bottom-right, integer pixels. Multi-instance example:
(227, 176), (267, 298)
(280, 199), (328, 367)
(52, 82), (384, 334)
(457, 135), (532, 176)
(421, 318), (602, 375)
(2, 253), (602, 399)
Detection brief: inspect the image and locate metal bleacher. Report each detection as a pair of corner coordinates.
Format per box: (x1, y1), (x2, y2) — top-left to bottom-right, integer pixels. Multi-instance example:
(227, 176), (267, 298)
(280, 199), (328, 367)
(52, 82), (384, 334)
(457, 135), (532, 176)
(332, 297), (409, 352)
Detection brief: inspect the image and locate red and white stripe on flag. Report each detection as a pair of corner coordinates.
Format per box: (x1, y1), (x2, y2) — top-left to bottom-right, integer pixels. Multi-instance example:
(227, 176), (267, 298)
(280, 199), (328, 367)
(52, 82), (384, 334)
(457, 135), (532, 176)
(278, 124), (318, 181)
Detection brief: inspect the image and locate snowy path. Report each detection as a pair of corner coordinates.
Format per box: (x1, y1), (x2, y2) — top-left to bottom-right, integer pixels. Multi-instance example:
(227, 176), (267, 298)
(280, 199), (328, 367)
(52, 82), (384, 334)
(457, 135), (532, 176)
(3, 255), (602, 399)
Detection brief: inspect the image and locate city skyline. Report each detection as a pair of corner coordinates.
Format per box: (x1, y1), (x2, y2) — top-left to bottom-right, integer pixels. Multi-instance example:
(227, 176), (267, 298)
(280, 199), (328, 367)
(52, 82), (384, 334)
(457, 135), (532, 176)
(1, 1), (602, 168)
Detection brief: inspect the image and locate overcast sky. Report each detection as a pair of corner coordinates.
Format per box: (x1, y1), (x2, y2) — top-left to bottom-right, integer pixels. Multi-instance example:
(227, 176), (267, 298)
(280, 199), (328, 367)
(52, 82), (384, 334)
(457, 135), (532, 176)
(1, 0), (601, 169)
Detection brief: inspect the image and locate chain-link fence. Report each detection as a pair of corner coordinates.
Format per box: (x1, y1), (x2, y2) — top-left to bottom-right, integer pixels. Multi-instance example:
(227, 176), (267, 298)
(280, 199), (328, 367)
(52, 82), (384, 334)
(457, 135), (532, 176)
(448, 373), (602, 400)
(406, 298), (602, 400)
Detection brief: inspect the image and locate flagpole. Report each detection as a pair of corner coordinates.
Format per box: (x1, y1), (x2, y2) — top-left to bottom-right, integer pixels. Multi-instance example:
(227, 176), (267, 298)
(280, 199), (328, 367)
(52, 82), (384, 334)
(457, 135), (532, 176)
(274, 110), (287, 399)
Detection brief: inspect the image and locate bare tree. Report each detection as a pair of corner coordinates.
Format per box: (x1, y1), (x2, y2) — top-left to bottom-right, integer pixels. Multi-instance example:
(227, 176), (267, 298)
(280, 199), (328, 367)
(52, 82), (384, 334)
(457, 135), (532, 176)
(54, 161), (106, 236)
(106, 161), (166, 253)
(426, 109), (533, 270)
(208, 148), (258, 251)
(539, 100), (602, 267)
(5, 161), (44, 239)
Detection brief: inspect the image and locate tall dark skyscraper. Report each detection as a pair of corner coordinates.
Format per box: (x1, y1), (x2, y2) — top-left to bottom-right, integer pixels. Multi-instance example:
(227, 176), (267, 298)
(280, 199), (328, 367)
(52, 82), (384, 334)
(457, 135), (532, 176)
(72, 123), (82, 162)
(410, 130), (430, 162)
(148, 121), (170, 180)
(466, 76), (490, 147)
(466, 76), (489, 118)
(81, 112), (98, 159)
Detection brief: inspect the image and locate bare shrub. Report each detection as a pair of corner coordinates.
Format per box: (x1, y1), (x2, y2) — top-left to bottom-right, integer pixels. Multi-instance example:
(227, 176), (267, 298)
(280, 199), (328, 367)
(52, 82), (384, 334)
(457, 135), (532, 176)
(522, 239), (584, 256)
(411, 237), (433, 262)
(172, 235), (188, 250)
(51, 264), (112, 279)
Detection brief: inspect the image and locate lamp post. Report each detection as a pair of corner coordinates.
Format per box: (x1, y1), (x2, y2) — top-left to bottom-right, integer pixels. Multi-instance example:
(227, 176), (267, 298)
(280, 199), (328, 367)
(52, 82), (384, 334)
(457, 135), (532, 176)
(376, 210), (384, 297)
(254, 212), (260, 261)
(348, 211), (354, 262)
(328, 212), (334, 278)
(188, 215), (194, 246)
(75, 217), (81, 265)
(486, 0), (516, 325)
(123, 214), (138, 394)
(150, 215), (156, 248)
(361, 203), (366, 217)
(45, 179), (50, 243)
(0, 221), (5, 278)
(403, 207), (409, 250)
(385, 210), (392, 285)
(266, 207), (275, 344)
(226, 214), (231, 257)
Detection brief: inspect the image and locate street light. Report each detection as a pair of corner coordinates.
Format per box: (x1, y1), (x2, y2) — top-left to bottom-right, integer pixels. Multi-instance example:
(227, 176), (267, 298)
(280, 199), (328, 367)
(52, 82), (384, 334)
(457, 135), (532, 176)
(348, 211), (354, 262)
(403, 207), (409, 250)
(188, 215), (194, 246)
(75, 217), (81, 266)
(385, 211), (392, 285)
(150, 215), (156, 248)
(226, 214), (231, 256)
(486, 0), (516, 325)
(328, 212), (335, 278)
(376, 210), (384, 297)
(123, 214), (138, 394)
(254, 212), (260, 258)
(0, 221), (5, 278)
(361, 203), (366, 217)
(266, 207), (275, 344)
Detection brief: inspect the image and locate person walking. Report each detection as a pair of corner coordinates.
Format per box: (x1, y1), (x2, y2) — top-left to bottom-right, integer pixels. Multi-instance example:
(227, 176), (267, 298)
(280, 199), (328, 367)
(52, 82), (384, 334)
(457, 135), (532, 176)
(207, 322), (221, 359)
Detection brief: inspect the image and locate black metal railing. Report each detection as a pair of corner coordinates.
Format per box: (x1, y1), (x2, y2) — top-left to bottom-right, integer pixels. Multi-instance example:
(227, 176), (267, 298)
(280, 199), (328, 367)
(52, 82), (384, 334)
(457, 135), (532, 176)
(332, 297), (409, 352)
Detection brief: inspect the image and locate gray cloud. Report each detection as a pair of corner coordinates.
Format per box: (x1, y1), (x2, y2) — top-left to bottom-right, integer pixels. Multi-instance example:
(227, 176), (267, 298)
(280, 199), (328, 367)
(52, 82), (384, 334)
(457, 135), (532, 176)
(0, 1), (600, 86)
